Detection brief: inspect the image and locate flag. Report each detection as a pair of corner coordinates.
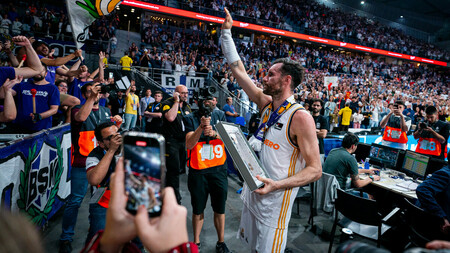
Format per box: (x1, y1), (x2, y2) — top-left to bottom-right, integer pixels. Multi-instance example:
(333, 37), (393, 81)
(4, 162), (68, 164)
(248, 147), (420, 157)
(324, 76), (338, 91)
(66, 0), (122, 49)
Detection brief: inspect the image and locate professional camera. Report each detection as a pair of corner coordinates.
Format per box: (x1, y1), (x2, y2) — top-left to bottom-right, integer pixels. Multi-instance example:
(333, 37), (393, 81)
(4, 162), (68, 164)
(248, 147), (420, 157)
(419, 121), (428, 129)
(193, 86), (219, 117)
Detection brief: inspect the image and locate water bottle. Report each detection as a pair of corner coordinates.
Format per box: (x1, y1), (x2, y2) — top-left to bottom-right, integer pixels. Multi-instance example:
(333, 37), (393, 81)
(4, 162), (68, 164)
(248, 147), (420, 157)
(364, 158), (370, 171)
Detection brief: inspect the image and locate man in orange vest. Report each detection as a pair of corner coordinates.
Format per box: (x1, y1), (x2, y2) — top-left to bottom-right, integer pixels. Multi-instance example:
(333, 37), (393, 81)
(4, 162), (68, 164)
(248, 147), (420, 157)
(413, 106), (449, 160)
(184, 97), (230, 252)
(85, 121), (122, 242)
(59, 83), (122, 253)
(380, 100), (411, 150)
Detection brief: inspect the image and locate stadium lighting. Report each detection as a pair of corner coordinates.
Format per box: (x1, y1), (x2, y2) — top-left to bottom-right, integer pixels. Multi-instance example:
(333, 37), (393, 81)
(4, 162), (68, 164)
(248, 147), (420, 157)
(124, 14), (128, 17)
(131, 8), (135, 12)
(360, 1), (365, 5)
(400, 15), (403, 18)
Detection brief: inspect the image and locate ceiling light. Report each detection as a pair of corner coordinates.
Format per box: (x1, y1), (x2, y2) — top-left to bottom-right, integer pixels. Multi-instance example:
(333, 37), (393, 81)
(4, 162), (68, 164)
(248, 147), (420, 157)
(400, 15), (403, 18)
(360, 1), (365, 4)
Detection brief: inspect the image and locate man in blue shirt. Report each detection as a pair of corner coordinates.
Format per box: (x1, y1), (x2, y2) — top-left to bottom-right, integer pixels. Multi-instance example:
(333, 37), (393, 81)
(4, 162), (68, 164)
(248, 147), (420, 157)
(222, 96), (238, 123)
(9, 64), (60, 133)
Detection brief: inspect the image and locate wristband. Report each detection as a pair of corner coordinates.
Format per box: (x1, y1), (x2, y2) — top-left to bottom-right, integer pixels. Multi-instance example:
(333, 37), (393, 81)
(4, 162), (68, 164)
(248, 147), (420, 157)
(33, 113), (42, 122)
(220, 29), (240, 64)
(169, 242), (199, 253)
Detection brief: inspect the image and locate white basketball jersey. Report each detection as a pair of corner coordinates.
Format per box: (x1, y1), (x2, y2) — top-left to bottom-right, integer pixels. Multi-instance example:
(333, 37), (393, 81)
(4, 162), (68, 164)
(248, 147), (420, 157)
(241, 96), (306, 229)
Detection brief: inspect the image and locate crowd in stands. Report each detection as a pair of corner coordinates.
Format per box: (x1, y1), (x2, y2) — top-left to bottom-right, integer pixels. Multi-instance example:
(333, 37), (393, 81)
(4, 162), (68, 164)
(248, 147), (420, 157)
(0, 1), (119, 47)
(177, 0), (449, 61)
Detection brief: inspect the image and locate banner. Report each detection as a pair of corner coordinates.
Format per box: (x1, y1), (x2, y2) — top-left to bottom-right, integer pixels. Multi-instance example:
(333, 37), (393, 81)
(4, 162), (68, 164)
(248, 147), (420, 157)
(122, 0), (448, 67)
(161, 74), (205, 96)
(0, 125), (72, 227)
(324, 76), (338, 90)
(66, 0), (122, 48)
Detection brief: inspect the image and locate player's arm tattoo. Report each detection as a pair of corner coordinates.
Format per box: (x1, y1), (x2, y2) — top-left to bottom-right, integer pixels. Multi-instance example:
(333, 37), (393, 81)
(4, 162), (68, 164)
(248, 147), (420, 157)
(230, 61), (239, 68)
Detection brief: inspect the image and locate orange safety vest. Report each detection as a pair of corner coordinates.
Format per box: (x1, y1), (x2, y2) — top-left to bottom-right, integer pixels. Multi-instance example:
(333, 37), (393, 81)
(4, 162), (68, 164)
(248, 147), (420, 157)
(382, 125), (408, 143)
(78, 131), (98, 156)
(97, 189), (111, 208)
(416, 137), (447, 157)
(188, 139), (227, 170)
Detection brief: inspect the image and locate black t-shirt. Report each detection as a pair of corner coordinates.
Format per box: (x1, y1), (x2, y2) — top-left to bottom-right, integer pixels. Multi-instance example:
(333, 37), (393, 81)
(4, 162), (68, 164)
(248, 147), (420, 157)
(145, 101), (163, 133)
(313, 115), (329, 154)
(109, 96), (125, 116)
(161, 98), (192, 140)
(417, 120), (450, 159)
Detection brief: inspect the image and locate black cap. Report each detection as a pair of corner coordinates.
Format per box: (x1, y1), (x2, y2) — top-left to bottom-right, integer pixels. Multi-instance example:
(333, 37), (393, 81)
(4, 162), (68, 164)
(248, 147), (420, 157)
(32, 40), (49, 50)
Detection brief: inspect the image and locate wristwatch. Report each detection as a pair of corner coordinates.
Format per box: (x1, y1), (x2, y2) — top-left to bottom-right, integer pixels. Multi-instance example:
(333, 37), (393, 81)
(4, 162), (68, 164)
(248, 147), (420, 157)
(369, 175), (374, 181)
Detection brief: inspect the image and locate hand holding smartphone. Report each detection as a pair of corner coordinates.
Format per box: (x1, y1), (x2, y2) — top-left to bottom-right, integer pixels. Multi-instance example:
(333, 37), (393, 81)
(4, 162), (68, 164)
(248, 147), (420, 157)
(123, 132), (166, 217)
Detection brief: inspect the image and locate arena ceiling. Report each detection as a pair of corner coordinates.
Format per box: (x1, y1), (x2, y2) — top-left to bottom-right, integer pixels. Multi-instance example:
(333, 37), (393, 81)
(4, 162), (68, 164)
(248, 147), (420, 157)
(371, 0), (450, 18)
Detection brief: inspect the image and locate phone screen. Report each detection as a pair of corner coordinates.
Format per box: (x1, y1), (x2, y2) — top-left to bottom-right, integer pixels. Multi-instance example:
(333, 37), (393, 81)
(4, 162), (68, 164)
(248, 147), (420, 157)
(109, 72), (113, 79)
(123, 133), (164, 216)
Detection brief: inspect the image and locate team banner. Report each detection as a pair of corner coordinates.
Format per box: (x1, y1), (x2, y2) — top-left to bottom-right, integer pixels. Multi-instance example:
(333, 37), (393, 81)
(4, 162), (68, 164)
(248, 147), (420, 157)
(161, 74), (205, 96)
(66, 0), (122, 48)
(0, 124), (72, 227)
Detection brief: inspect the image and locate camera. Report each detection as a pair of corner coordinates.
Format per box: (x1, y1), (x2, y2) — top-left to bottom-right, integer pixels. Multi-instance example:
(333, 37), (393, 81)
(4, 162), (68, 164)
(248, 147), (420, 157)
(419, 121), (428, 129)
(193, 86), (219, 117)
(96, 83), (110, 94)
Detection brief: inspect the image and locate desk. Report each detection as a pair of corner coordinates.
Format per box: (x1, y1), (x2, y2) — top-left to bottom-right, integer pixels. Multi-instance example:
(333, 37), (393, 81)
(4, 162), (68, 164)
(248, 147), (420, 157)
(359, 168), (417, 199)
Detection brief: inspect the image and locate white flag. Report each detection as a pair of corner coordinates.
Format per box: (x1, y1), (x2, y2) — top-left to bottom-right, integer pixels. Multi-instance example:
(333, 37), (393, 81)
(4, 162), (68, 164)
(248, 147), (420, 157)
(324, 76), (338, 90)
(66, 0), (122, 49)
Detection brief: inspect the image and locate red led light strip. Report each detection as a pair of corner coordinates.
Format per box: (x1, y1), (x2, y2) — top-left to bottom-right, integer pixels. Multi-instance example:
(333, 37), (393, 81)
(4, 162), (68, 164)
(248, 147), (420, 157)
(122, 0), (449, 67)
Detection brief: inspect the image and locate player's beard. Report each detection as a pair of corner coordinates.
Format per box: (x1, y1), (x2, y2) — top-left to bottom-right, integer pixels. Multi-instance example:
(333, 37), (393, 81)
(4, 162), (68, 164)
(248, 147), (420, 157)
(263, 81), (282, 97)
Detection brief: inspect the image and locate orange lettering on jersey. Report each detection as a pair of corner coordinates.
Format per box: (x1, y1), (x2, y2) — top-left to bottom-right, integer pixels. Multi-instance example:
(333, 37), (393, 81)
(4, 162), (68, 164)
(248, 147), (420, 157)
(264, 139), (280, 150)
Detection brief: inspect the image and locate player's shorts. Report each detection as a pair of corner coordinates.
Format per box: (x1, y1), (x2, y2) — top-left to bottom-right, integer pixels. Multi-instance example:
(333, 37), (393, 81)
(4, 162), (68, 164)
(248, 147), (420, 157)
(237, 205), (288, 253)
(187, 168), (228, 215)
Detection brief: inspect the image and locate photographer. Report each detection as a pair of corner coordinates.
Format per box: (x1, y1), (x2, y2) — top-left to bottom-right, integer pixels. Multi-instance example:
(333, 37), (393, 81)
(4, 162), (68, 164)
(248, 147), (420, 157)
(183, 92), (230, 252)
(413, 106), (449, 159)
(59, 83), (122, 253)
(380, 100), (411, 150)
(85, 122), (122, 243)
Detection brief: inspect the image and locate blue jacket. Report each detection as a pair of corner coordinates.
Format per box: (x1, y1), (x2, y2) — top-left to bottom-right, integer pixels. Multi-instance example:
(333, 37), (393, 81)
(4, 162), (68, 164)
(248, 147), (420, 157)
(416, 165), (450, 219)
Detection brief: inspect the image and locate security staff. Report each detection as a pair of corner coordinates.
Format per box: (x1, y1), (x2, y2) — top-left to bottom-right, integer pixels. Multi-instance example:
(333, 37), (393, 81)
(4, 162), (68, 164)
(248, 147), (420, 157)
(161, 85), (191, 204)
(144, 91), (163, 134)
(184, 97), (230, 252)
(413, 106), (449, 159)
(380, 100), (411, 150)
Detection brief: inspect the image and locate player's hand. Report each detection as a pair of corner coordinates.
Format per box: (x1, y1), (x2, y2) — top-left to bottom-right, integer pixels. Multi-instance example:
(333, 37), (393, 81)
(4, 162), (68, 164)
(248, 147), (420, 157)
(222, 7), (233, 30)
(200, 116), (211, 128)
(135, 187), (189, 253)
(173, 91), (180, 102)
(254, 175), (279, 195)
(100, 157), (137, 252)
(12, 36), (31, 47)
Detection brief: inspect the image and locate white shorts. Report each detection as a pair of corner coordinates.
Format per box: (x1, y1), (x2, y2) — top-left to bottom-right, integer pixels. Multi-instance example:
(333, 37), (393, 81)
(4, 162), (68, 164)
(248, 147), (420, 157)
(237, 205), (288, 253)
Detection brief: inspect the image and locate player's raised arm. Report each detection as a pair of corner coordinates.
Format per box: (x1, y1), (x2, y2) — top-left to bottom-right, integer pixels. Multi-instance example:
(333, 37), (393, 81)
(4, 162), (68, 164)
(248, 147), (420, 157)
(220, 8), (271, 109)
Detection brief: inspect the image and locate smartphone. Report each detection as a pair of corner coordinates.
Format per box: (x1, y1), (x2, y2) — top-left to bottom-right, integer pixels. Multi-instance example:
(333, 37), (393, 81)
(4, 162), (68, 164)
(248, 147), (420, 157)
(123, 132), (165, 216)
(109, 72), (114, 79)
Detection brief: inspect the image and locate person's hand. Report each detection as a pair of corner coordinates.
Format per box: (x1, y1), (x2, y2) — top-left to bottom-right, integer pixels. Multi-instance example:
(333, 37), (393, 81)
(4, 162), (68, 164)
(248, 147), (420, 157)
(109, 133), (122, 152)
(234, 112), (239, 117)
(30, 113), (42, 122)
(79, 65), (88, 73)
(99, 157), (137, 252)
(110, 115), (123, 127)
(139, 115), (142, 121)
(442, 218), (450, 235)
(2, 76), (23, 92)
(254, 175), (279, 195)
(135, 187), (189, 253)
(222, 7), (233, 30)
(200, 116), (211, 128)
(73, 49), (83, 58)
(173, 91), (180, 102)
(12, 36), (31, 47)
(99, 51), (105, 61)
(3, 40), (12, 54)
(368, 168), (379, 175)
(90, 84), (101, 99)
(28, 37), (36, 44)
(373, 175), (381, 181)
(203, 125), (214, 137)
(426, 240), (450, 250)
(49, 48), (55, 57)
(422, 126), (432, 132)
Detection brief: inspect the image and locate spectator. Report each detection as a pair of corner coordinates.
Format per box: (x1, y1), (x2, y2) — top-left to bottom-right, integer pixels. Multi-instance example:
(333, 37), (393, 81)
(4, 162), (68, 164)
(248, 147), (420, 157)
(120, 51), (133, 71)
(123, 81), (139, 130)
(139, 88), (155, 131)
(338, 102), (352, 132)
(352, 108), (364, 129)
(223, 97), (239, 123)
